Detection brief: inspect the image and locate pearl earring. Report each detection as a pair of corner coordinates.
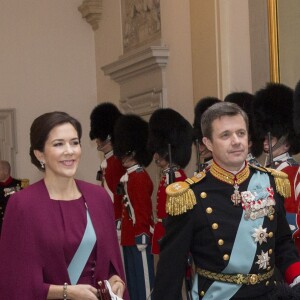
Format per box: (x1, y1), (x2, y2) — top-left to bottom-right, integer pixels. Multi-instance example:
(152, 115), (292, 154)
(40, 161), (45, 169)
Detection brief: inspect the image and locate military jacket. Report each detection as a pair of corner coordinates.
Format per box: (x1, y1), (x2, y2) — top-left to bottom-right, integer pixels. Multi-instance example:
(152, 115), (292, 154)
(120, 165), (154, 246)
(100, 151), (126, 223)
(153, 163), (300, 300)
(0, 177), (22, 232)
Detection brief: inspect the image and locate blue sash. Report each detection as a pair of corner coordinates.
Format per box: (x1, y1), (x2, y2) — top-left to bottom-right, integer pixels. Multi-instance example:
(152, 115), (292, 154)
(67, 209), (97, 284)
(192, 171), (270, 300)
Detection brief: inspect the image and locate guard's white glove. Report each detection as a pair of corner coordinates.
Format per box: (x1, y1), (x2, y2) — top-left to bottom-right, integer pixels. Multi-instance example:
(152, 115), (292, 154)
(136, 244), (147, 251)
(104, 280), (124, 300)
(290, 275), (300, 287)
(117, 229), (121, 241)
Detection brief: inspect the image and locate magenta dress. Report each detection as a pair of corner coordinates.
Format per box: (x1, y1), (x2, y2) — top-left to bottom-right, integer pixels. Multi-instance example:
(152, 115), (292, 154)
(54, 197), (97, 286)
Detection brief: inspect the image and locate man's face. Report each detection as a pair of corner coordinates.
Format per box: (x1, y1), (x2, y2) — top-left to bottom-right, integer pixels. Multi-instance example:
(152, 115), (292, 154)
(95, 138), (112, 153)
(0, 167), (6, 182)
(203, 115), (248, 171)
(263, 136), (289, 158)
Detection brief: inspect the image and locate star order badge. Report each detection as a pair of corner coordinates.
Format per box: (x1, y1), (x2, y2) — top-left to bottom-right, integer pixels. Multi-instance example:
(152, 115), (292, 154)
(256, 250), (270, 269)
(252, 225), (268, 245)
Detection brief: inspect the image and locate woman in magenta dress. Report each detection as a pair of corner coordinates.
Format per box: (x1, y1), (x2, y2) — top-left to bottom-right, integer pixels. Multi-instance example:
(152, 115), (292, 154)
(0, 111), (128, 300)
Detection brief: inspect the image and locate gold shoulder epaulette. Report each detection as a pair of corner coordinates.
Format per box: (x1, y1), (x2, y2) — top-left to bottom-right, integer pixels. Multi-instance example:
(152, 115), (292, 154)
(166, 172), (206, 216)
(265, 168), (291, 198)
(248, 164), (267, 173)
(20, 178), (30, 188)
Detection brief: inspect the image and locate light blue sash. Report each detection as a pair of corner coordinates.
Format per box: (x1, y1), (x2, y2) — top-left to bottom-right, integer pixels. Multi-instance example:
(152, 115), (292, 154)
(192, 171), (270, 300)
(67, 209), (97, 284)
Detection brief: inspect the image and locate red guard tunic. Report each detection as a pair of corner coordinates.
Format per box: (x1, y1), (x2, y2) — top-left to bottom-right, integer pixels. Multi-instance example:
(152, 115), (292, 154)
(273, 152), (300, 254)
(152, 168), (187, 254)
(100, 151), (125, 224)
(120, 165), (154, 246)
(274, 153), (300, 213)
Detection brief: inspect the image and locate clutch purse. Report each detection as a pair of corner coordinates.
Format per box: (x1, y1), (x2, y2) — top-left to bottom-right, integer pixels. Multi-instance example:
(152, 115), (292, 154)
(97, 280), (111, 300)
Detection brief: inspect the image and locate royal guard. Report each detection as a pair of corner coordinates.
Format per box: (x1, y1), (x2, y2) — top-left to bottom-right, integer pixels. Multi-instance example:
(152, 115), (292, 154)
(224, 91), (262, 166)
(253, 82), (300, 253)
(0, 160), (26, 234)
(89, 103), (125, 233)
(193, 97), (221, 173)
(293, 80), (300, 254)
(113, 114), (155, 300)
(148, 108), (193, 254)
(148, 108), (193, 298)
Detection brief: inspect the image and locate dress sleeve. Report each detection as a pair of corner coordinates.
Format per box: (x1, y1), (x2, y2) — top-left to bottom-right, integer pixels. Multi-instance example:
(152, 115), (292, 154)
(0, 193), (49, 299)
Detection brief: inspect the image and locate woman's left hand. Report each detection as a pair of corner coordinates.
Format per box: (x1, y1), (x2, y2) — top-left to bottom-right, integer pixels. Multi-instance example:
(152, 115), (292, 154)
(107, 275), (126, 297)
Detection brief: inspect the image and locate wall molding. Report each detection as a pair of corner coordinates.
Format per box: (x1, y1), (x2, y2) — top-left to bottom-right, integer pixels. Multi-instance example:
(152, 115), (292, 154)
(0, 109), (17, 176)
(102, 45), (169, 84)
(78, 0), (102, 30)
(120, 88), (162, 116)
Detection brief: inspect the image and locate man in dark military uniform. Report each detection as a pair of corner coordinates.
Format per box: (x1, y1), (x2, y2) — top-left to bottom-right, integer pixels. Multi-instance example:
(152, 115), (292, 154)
(0, 160), (22, 233)
(153, 102), (300, 300)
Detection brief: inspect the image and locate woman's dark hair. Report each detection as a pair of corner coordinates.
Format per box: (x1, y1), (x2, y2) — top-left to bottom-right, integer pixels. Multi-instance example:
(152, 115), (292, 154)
(29, 111), (82, 171)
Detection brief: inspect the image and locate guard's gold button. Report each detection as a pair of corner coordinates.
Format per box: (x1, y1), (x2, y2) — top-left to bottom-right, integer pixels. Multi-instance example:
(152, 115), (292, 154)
(268, 232), (273, 238)
(269, 215), (274, 221)
(200, 291), (205, 296)
(212, 223), (218, 230)
(200, 192), (207, 199)
(269, 249), (273, 255)
(223, 254), (229, 261)
(218, 239), (224, 246)
(267, 266), (271, 271)
(266, 281), (269, 286)
(206, 207), (213, 214)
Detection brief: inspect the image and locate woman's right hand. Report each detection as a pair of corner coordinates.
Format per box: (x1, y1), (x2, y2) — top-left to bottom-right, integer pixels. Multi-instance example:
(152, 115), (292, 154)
(66, 284), (99, 300)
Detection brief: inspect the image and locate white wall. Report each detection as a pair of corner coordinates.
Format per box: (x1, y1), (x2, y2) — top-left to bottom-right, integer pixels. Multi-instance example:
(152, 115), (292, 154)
(0, 0), (98, 183)
(217, 0), (253, 97)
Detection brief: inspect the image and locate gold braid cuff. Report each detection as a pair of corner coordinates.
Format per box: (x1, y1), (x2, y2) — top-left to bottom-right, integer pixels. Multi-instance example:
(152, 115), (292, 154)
(266, 168), (291, 198)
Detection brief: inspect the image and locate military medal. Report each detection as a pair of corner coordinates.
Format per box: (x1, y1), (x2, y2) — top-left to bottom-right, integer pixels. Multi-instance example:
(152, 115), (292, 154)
(256, 250), (270, 270)
(252, 225), (268, 244)
(210, 161), (250, 207)
(241, 187), (275, 220)
(231, 182), (241, 206)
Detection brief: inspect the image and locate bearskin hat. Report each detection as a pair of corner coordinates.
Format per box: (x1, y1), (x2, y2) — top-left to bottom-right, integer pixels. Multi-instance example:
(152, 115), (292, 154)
(89, 102), (122, 142)
(193, 97), (221, 143)
(148, 108), (193, 168)
(253, 82), (300, 155)
(293, 80), (300, 135)
(113, 114), (152, 167)
(224, 92), (263, 157)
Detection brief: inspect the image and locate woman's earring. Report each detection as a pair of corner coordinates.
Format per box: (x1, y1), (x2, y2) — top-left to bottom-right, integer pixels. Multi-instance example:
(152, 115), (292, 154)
(40, 161), (45, 169)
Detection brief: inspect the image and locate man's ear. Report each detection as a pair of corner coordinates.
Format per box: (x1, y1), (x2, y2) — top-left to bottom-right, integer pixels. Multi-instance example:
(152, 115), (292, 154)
(202, 137), (213, 152)
(283, 142), (291, 152)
